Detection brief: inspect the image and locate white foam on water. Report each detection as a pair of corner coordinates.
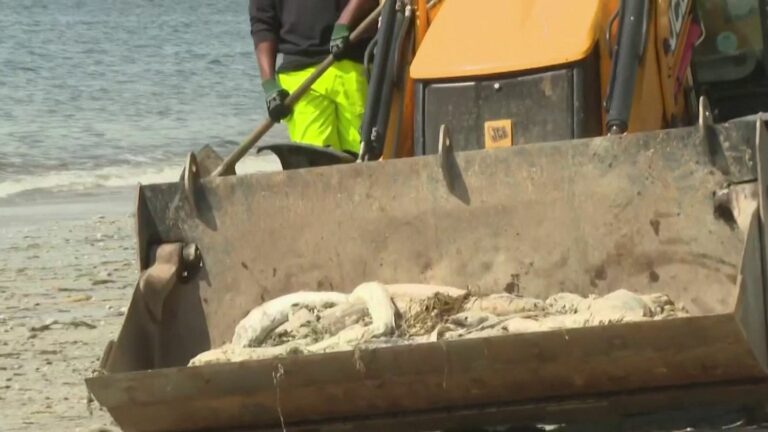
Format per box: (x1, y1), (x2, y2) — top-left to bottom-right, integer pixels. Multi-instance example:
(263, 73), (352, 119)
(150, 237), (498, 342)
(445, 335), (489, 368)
(0, 154), (281, 199)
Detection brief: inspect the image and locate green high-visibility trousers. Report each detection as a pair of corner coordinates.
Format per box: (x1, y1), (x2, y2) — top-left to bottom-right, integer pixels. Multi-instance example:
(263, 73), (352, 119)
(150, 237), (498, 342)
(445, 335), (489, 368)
(277, 60), (367, 154)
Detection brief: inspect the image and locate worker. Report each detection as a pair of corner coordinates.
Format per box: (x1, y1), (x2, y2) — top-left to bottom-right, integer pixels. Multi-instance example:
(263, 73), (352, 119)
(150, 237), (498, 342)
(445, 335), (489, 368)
(249, 0), (378, 157)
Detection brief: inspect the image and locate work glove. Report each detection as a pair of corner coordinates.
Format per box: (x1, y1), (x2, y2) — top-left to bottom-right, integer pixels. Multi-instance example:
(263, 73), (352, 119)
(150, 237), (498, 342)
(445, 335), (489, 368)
(329, 23), (350, 58)
(261, 78), (291, 122)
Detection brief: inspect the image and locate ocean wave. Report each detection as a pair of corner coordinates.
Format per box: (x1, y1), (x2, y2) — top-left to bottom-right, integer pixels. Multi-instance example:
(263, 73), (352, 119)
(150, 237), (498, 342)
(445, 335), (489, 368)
(0, 155), (281, 199)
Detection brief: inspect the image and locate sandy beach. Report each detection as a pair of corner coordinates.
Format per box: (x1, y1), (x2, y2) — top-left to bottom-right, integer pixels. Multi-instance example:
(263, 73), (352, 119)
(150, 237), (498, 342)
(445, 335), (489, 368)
(0, 149), (279, 431)
(0, 188), (136, 431)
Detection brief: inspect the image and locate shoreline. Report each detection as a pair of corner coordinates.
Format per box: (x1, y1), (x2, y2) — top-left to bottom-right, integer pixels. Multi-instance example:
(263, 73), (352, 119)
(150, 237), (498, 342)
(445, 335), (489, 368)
(0, 188), (134, 229)
(0, 153), (281, 217)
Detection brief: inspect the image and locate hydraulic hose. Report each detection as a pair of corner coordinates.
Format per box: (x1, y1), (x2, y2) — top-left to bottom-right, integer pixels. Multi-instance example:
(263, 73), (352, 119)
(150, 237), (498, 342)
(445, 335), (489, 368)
(359, 0), (398, 161)
(392, 5), (413, 85)
(604, 0), (649, 135)
(363, 34), (379, 82)
(367, 2), (406, 160)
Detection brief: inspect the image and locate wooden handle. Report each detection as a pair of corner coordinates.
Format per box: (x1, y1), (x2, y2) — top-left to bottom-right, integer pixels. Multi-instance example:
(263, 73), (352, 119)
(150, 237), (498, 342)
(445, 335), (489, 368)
(212, 3), (385, 177)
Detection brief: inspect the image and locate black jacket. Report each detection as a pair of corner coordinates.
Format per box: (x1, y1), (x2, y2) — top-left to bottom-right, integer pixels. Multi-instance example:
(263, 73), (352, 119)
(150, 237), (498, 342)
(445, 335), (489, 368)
(249, 0), (376, 72)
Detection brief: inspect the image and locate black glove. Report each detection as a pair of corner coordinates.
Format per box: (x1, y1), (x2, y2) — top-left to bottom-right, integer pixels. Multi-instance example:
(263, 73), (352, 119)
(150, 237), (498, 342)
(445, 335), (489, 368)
(261, 78), (291, 122)
(329, 23), (350, 59)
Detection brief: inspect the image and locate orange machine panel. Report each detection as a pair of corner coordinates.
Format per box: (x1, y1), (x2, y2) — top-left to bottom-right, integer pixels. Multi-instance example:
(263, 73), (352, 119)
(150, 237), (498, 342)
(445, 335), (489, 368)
(411, 0), (602, 79)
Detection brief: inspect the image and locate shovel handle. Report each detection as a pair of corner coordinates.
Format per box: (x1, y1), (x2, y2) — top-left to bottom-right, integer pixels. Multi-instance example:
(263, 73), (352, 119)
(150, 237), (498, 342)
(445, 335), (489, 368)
(212, 3), (385, 177)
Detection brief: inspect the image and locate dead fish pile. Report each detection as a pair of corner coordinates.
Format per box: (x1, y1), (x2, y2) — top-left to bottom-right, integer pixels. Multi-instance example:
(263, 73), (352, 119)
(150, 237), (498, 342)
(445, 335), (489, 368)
(188, 283), (686, 366)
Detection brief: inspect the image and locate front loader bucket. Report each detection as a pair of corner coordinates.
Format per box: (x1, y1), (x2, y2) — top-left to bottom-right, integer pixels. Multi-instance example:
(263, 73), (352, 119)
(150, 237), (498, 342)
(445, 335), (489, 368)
(88, 118), (768, 431)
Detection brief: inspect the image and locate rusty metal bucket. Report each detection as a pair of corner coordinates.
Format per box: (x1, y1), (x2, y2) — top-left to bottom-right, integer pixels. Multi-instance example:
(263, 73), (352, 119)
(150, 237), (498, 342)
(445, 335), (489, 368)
(87, 118), (768, 431)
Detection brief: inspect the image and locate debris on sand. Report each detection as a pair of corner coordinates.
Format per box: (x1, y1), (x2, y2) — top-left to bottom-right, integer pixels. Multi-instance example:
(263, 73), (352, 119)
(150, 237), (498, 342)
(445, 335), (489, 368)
(189, 285), (687, 366)
(28, 319), (97, 333)
(66, 294), (94, 303)
(91, 279), (115, 286)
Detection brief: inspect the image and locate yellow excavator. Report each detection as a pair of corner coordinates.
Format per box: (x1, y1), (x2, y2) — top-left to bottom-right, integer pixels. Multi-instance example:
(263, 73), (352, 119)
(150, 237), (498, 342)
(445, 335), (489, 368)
(86, 0), (768, 430)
